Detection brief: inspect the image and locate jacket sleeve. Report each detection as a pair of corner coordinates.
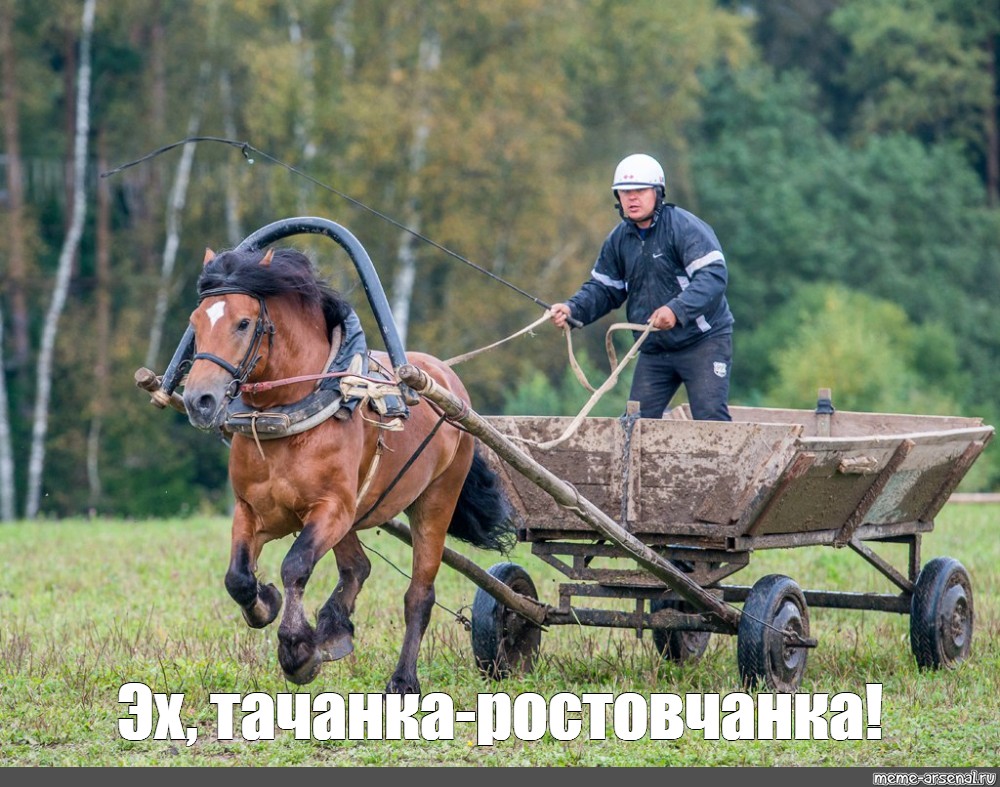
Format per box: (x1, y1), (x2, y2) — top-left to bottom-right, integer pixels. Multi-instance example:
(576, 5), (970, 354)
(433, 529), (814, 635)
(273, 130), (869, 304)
(664, 211), (728, 328)
(565, 235), (628, 326)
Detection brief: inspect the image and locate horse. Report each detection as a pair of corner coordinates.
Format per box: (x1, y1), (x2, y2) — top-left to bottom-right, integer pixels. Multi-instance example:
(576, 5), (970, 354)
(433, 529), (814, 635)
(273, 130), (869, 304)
(181, 244), (516, 695)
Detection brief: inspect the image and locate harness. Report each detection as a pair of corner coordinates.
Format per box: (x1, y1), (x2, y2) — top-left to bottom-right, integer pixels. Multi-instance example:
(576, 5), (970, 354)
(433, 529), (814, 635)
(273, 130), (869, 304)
(193, 287), (408, 443)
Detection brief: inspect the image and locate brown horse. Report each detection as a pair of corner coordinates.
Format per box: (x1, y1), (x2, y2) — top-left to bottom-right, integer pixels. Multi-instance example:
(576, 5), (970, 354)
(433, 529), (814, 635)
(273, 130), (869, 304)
(181, 245), (515, 694)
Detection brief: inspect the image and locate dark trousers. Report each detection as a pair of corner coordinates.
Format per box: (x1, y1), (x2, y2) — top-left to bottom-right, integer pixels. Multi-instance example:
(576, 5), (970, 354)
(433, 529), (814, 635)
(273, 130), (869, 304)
(627, 334), (732, 421)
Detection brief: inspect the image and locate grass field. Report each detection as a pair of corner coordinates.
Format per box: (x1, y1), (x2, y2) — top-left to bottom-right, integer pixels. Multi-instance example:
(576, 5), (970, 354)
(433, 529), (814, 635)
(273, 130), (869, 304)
(0, 503), (996, 767)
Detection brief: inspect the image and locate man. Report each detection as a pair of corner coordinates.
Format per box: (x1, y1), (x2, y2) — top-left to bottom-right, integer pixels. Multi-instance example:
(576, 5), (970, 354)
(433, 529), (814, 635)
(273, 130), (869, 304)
(550, 153), (733, 421)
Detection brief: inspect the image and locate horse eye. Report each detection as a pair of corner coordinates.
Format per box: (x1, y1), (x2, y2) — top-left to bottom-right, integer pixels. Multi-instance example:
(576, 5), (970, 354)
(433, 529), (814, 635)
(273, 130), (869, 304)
(237, 318), (251, 331)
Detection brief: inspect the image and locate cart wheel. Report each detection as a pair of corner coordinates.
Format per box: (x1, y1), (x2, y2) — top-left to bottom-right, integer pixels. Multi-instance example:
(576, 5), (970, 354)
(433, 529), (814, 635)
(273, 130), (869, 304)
(910, 556), (973, 670)
(471, 562), (542, 680)
(737, 574), (810, 692)
(650, 599), (711, 664)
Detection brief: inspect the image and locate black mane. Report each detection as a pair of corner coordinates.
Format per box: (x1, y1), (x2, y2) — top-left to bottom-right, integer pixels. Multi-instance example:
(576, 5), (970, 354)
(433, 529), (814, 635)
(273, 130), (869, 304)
(197, 247), (351, 336)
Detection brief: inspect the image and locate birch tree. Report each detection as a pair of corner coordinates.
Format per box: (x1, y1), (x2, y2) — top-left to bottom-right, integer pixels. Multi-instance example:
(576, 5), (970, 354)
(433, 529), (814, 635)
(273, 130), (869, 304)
(287, 2), (318, 215)
(391, 19), (440, 347)
(0, 0), (26, 519)
(0, 305), (13, 521)
(219, 68), (244, 246)
(87, 136), (112, 510)
(25, 0), (96, 519)
(144, 61), (211, 370)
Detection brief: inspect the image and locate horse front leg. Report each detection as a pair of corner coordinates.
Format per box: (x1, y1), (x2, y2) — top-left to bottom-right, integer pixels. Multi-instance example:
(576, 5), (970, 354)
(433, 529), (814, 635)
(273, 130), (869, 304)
(224, 506), (282, 629)
(314, 530), (372, 662)
(276, 513), (353, 685)
(275, 524), (324, 684)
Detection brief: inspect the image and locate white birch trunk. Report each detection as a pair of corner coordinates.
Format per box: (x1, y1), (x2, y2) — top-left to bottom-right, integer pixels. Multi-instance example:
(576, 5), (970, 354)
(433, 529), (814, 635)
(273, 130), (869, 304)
(391, 27), (440, 347)
(144, 61), (211, 371)
(25, 0), (96, 519)
(87, 139), (112, 511)
(288, 6), (317, 214)
(219, 69), (244, 246)
(0, 306), (14, 521)
(331, 0), (356, 79)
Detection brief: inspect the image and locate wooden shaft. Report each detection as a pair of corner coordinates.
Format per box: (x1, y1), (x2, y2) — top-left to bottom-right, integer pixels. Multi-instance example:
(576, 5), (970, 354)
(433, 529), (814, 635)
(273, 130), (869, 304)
(396, 363), (741, 630)
(134, 366), (186, 414)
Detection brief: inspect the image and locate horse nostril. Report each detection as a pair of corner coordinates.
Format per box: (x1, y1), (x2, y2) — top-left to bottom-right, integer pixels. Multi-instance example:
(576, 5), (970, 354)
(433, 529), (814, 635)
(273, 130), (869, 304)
(195, 393), (218, 418)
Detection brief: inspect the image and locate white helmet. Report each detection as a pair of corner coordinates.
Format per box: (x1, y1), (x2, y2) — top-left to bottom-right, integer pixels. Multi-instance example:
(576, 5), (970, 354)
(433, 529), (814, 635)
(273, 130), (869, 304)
(612, 153), (665, 195)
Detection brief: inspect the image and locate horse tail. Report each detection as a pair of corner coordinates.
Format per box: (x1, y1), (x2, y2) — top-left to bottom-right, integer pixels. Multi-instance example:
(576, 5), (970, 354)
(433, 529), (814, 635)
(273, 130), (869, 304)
(448, 443), (518, 554)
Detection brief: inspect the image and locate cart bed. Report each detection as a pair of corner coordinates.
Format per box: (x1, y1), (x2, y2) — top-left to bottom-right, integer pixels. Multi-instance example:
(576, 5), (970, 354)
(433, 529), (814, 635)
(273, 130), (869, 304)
(484, 405), (993, 550)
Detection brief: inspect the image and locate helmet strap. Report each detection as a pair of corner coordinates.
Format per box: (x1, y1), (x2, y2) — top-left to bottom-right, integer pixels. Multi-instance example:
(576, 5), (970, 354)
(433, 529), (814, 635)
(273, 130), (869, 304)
(614, 195), (663, 225)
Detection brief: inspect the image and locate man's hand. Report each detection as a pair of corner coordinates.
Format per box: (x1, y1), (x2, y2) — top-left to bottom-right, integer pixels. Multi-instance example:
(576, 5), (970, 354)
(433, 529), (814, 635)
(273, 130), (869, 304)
(549, 303), (573, 329)
(649, 305), (677, 330)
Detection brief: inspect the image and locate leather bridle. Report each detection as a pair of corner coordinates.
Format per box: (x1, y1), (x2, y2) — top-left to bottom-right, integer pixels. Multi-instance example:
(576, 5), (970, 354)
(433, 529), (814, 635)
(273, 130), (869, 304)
(192, 286), (275, 399)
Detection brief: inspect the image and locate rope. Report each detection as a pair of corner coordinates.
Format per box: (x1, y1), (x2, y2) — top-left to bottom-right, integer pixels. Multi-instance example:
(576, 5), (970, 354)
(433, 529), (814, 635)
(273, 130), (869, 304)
(444, 311), (552, 366)
(441, 308), (658, 451)
(360, 536), (472, 630)
(510, 321), (657, 451)
(339, 373), (407, 432)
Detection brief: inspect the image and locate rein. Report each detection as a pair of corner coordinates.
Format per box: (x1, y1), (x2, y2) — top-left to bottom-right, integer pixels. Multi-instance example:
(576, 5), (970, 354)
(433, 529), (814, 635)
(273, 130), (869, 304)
(353, 406), (450, 528)
(241, 369), (394, 395)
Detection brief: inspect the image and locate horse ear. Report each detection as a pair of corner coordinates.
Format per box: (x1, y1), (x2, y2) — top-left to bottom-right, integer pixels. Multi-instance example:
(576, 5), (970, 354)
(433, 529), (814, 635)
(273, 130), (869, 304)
(203, 248), (215, 266)
(260, 248), (274, 268)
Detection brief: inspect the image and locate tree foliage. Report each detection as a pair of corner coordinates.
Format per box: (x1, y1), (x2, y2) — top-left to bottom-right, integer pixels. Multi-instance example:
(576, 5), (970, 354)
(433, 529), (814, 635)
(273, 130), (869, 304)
(692, 65), (1000, 413)
(2, 0), (999, 519)
(831, 0), (997, 147)
(755, 283), (964, 412)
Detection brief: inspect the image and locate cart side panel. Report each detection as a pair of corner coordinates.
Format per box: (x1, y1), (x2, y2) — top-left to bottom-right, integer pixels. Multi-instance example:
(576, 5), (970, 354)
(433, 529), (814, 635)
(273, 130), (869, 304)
(482, 416), (802, 538)
(481, 414), (992, 546)
(739, 444), (904, 536)
(482, 417), (625, 534)
(729, 406), (985, 439)
(745, 427), (993, 537)
(626, 420), (802, 529)
(849, 429), (992, 525)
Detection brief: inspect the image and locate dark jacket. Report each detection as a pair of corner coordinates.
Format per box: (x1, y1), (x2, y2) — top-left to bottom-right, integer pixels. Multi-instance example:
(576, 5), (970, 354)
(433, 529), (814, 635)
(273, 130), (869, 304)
(566, 203), (734, 354)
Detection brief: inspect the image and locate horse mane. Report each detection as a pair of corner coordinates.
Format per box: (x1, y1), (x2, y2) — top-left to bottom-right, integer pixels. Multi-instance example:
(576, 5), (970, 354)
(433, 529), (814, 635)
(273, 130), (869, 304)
(197, 247), (352, 336)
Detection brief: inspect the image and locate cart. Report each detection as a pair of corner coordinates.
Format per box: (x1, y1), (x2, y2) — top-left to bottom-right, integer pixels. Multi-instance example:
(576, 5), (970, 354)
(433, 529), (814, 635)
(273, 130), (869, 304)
(393, 367), (993, 693)
(140, 216), (995, 693)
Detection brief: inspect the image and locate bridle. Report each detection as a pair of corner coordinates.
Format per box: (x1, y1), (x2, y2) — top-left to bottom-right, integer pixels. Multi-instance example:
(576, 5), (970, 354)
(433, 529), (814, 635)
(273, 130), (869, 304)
(192, 286), (275, 399)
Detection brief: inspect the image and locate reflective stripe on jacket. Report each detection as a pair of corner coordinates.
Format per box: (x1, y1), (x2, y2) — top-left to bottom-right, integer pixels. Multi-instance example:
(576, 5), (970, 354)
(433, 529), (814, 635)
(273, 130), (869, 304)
(566, 204), (734, 353)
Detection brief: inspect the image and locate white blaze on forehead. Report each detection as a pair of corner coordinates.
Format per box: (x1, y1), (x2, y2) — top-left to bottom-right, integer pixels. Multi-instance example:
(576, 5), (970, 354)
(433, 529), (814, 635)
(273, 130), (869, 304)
(206, 301), (226, 328)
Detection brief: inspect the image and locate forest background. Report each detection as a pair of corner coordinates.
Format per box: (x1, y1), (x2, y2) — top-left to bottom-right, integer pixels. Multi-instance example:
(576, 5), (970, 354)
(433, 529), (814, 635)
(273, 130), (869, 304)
(2, 0), (999, 520)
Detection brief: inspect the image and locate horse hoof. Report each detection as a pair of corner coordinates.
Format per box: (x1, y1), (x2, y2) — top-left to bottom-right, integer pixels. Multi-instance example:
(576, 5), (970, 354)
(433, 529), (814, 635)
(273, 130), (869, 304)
(282, 653), (323, 686)
(241, 584), (282, 628)
(318, 634), (354, 662)
(278, 637), (322, 685)
(385, 675), (421, 696)
(241, 603), (274, 629)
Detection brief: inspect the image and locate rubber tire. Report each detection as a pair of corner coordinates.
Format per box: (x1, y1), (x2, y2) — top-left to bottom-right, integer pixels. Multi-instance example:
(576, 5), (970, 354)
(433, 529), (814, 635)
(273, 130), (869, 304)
(471, 562), (542, 680)
(737, 574), (810, 692)
(910, 556), (974, 670)
(650, 598), (712, 664)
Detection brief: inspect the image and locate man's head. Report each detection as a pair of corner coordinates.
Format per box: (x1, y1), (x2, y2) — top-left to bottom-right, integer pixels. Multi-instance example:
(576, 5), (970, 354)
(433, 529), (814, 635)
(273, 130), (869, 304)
(612, 154), (665, 226)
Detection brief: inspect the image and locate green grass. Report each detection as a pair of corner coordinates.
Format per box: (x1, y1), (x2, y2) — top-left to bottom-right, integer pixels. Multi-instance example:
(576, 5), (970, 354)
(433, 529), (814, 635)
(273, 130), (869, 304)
(0, 504), (997, 767)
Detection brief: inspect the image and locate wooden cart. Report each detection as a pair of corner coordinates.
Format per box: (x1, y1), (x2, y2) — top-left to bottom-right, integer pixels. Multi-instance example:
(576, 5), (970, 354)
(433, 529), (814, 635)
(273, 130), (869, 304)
(395, 366), (993, 692)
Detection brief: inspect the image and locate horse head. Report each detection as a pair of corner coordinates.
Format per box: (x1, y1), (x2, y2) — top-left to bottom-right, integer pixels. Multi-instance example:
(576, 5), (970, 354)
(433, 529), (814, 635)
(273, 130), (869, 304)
(182, 246), (348, 431)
